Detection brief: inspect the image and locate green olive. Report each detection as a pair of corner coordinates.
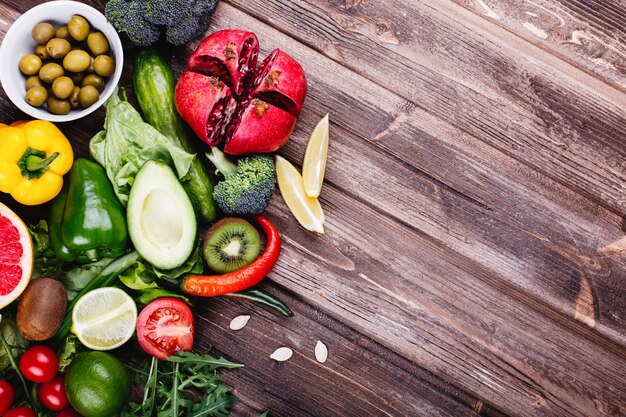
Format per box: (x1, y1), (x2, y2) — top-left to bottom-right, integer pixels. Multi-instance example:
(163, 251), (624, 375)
(25, 75), (44, 90)
(46, 38), (71, 59)
(69, 86), (81, 109)
(55, 25), (70, 40)
(87, 32), (109, 56)
(67, 15), (90, 41)
(38, 63), (64, 84)
(19, 54), (42, 76)
(86, 55), (95, 73)
(63, 50), (91, 73)
(34, 44), (49, 60)
(68, 71), (85, 85)
(78, 85), (99, 108)
(52, 76), (74, 99)
(32, 22), (55, 44)
(25, 86), (48, 107)
(47, 96), (71, 115)
(81, 73), (104, 92)
(93, 55), (114, 77)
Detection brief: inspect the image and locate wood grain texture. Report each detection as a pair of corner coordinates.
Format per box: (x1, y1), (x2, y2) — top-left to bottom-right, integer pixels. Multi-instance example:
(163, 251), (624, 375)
(1, 0), (626, 416)
(452, 0), (626, 91)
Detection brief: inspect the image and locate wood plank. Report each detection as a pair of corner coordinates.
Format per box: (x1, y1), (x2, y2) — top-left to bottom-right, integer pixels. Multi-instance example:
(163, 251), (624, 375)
(224, 0), (626, 218)
(451, 0), (626, 91)
(195, 284), (489, 417)
(206, 3), (626, 351)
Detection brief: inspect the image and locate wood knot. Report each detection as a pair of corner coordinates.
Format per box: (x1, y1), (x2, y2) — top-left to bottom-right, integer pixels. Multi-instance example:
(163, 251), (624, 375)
(344, 0), (362, 9)
(375, 18), (400, 45)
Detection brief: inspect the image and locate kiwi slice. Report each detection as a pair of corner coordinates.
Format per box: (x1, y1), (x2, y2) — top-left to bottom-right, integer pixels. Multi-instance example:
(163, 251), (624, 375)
(203, 217), (261, 273)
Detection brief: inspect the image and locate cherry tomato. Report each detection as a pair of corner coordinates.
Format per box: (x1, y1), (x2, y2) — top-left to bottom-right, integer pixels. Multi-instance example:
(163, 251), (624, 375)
(19, 345), (59, 383)
(57, 408), (82, 417)
(136, 298), (194, 360)
(38, 375), (69, 411)
(4, 406), (35, 417)
(0, 380), (14, 415)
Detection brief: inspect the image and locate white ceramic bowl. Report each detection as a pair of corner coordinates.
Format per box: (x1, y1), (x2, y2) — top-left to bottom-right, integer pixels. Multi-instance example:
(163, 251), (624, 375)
(0, 1), (123, 122)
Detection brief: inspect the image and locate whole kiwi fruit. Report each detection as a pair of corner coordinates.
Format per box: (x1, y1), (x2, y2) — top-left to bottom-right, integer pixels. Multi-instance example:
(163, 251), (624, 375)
(17, 276), (67, 341)
(203, 217), (261, 273)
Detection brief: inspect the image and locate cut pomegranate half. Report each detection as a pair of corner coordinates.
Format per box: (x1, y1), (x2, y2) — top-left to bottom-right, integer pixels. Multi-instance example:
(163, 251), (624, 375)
(174, 72), (235, 146)
(248, 49), (307, 117)
(224, 99), (297, 155)
(187, 29), (259, 98)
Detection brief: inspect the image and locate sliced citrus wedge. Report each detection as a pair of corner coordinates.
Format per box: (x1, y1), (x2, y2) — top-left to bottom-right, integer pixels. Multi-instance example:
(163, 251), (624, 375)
(302, 113), (330, 198)
(275, 155), (325, 234)
(72, 287), (137, 351)
(0, 202), (33, 309)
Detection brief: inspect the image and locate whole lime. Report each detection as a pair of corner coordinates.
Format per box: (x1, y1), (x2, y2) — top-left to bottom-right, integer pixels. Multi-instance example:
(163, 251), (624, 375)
(64, 351), (131, 417)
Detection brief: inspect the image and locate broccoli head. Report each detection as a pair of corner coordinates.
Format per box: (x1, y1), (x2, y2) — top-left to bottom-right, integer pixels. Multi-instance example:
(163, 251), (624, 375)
(105, 0), (161, 46)
(105, 0), (218, 47)
(207, 147), (276, 216)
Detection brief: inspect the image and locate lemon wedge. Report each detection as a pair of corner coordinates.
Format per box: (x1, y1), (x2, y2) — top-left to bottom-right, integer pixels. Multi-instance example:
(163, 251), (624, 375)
(71, 287), (137, 351)
(275, 155), (325, 233)
(302, 114), (330, 198)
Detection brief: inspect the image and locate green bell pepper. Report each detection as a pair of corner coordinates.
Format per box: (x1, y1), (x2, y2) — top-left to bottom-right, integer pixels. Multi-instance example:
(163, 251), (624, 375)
(49, 158), (128, 263)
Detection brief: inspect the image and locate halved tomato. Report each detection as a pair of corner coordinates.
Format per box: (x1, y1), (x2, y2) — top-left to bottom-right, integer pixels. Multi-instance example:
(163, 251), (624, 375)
(136, 298), (194, 359)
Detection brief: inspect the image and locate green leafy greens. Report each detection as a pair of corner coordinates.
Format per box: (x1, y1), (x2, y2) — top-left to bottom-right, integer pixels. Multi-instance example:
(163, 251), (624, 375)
(123, 351), (243, 417)
(90, 87), (196, 206)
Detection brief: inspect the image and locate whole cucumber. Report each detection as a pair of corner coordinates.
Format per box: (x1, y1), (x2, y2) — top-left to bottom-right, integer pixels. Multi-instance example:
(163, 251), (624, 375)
(133, 49), (217, 222)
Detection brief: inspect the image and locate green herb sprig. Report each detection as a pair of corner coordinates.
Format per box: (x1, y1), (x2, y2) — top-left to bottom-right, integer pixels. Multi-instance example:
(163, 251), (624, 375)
(123, 351), (243, 417)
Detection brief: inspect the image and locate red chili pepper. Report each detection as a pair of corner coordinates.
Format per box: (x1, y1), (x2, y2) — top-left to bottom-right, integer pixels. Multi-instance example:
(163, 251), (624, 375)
(181, 215), (281, 296)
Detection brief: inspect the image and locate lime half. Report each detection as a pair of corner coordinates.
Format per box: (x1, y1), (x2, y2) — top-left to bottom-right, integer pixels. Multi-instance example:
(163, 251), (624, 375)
(71, 287), (137, 350)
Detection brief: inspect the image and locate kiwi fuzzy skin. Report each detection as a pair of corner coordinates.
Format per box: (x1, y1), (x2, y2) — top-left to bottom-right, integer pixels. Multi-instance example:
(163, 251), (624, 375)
(17, 276), (67, 341)
(203, 217), (261, 274)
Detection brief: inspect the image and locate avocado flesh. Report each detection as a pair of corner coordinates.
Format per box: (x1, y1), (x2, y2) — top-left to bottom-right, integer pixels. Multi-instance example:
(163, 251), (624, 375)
(128, 161), (197, 269)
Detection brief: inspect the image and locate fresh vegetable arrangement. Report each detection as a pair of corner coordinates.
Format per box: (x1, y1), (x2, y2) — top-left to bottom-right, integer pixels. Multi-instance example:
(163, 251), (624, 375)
(0, 1), (332, 415)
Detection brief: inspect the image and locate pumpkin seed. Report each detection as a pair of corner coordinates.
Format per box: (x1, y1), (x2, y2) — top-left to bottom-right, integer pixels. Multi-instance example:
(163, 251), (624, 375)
(270, 347), (293, 362)
(229, 315), (251, 330)
(315, 340), (328, 363)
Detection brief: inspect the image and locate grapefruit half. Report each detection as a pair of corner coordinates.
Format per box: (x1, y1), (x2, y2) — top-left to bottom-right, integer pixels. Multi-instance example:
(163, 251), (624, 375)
(0, 202), (33, 309)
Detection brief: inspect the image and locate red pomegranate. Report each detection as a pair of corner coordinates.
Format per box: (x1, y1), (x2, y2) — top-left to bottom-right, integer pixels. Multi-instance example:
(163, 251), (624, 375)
(176, 29), (307, 155)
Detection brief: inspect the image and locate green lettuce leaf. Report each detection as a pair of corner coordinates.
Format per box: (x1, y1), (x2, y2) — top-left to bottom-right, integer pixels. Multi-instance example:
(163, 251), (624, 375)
(90, 88), (196, 206)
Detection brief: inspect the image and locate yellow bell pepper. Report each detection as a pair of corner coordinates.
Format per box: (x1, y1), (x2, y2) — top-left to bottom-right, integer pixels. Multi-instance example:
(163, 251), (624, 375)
(0, 120), (73, 205)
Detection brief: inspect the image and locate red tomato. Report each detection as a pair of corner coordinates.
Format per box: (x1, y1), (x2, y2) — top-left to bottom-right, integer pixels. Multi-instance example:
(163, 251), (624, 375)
(38, 375), (69, 411)
(19, 345), (59, 383)
(57, 409), (82, 417)
(136, 298), (194, 359)
(0, 380), (14, 415)
(4, 406), (35, 417)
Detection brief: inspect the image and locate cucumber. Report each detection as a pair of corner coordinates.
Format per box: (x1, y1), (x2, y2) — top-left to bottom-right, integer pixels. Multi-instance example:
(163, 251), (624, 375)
(133, 49), (217, 222)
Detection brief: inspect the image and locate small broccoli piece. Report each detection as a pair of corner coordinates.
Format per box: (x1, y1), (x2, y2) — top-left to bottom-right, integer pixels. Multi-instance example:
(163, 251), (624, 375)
(142, 0), (219, 45)
(207, 147), (276, 216)
(105, 0), (161, 46)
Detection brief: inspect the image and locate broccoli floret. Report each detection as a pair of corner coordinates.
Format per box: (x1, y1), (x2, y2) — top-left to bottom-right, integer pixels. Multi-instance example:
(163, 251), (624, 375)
(165, 6), (217, 45)
(207, 147), (276, 216)
(105, 0), (161, 46)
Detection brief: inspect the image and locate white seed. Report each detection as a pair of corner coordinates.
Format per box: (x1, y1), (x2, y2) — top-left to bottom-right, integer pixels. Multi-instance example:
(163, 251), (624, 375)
(229, 315), (250, 330)
(315, 340), (328, 363)
(270, 347), (293, 362)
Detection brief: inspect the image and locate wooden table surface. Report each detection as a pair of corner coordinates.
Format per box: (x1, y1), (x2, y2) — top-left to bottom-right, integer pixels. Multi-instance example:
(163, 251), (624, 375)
(2, 0), (626, 416)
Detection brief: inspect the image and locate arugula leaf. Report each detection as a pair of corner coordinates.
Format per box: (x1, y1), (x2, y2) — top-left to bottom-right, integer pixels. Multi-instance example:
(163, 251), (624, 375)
(166, 351), (244, 370)
(124, 351), (241, 417)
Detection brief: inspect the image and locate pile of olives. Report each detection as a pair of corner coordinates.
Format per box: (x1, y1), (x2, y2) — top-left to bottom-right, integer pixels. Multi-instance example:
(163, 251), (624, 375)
(19, 15), (115, 115)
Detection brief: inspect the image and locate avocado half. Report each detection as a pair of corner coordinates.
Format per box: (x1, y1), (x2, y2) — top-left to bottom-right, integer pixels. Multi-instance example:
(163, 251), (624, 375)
(127, 160), (197, 270)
